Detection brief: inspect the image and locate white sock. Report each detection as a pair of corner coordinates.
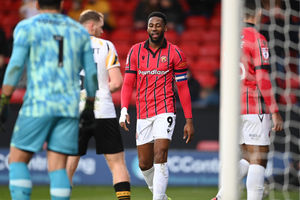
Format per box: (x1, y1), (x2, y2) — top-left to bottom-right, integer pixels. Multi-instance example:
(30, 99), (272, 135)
(239, 159), (250, 178)
(153, 163), (169, 200)
(246, 164), (265, 200)
(216, 159), (250, 199)
(142, 166), (154, 193)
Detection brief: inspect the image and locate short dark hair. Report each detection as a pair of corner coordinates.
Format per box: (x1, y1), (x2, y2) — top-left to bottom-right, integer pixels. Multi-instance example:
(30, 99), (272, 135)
(147, 11), (167, 25)
(38, 0), (61, 10)
(79, 10), (103, 24)
(244, 0), (262, 18)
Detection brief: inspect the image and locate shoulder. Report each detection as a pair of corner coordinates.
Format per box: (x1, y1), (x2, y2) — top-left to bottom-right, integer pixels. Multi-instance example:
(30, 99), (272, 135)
(14, 17), (34, 31)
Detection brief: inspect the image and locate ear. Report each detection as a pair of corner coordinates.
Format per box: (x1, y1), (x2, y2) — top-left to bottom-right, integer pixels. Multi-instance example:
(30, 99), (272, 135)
(36, 0), (40, 10)
(60, 1), (64, 11)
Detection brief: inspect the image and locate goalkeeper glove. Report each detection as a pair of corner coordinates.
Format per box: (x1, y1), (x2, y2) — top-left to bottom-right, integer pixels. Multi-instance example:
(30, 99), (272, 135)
(0, 94), (10, 132)
(80, 99), (95, 127)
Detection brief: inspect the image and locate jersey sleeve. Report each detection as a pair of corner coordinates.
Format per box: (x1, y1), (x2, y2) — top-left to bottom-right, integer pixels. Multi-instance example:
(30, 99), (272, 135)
(3, 22), (29, 86)
(125, 46), (137, 74)
(121, 46), (137, 109)
(173, 47), (192, 118)
(254, 35), (279, 113)
(173, 46), (188, 81)
(82, 36), (98, 98)
(106, 41), (120, 70)
(253, 35), (270, 69)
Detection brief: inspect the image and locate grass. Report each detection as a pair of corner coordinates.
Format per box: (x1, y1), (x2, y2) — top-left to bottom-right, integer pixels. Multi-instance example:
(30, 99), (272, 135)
(0, 185), (298, 200)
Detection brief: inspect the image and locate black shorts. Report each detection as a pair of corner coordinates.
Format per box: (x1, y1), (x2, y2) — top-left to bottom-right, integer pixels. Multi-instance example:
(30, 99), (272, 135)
(78, 118), (124, 155)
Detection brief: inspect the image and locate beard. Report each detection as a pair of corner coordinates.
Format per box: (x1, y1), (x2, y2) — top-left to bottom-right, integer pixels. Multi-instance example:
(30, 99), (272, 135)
(149, 32), (165, 44)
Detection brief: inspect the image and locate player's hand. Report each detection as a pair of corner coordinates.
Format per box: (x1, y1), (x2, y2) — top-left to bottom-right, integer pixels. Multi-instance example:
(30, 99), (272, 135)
(119, 107), (130, 131)
(272, 112), (283, 132)
(0, 94), (10, 132)
(80, 98), (95, 127)
(183, 118), (194, 143)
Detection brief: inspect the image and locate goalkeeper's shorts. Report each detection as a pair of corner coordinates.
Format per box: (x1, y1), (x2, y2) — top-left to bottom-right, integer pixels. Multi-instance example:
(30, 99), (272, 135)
(10, 115), (79, 155)
(240, 114), (271, 146)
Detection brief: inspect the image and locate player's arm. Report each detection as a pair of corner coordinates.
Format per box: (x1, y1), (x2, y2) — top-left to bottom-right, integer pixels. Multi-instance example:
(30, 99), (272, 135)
(255, 38), (283, 131)
(119, 47), (137, 131)
(256, 68), (283, 131)
(1, 24), (29, 125)
(173, 47), (194, 143)
(81, 37), (98, 124)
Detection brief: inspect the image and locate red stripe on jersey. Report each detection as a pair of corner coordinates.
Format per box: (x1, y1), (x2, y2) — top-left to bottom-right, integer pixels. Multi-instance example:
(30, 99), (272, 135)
(123, 39), (190, 119)
(240, 25), (278, 114)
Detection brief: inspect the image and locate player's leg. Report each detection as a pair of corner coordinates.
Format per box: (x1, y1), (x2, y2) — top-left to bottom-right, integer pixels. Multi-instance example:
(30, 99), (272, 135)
(105, 152), (131, 200)
(137, 143), (154, 192)
(135, 117), (156, 193)
(9, 147), (33, 200)
(152, 113), (175, 200)
(66, 123), (92, 184)
(153, 139), (170, 200)
(215, 145), (250, 199)
(48, 151), (71, 200)
(244, 144), (269, 200)
(242, 114), (271, 200)
(47, 117), (79, 200)
(66, 156), (80, 184)
(95, 118), (131, 199)
(9, 115), (52, 200)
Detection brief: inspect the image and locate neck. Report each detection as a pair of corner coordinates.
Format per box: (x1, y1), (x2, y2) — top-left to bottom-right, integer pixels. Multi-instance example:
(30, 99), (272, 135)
(39, 9), (60, 14)
(149, 39), (164, 49)
(244, 17), (256, 25)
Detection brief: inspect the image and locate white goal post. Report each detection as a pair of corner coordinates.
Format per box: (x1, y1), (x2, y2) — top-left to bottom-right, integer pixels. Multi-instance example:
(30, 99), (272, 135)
(219, 0), (242, 199)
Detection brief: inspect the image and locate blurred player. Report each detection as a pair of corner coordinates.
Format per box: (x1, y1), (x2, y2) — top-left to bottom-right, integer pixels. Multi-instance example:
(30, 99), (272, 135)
(119, 11), (194, 200)
(212, 0), (283, 200)
(66, 10), (131, 200)
(0, 0), (98, 199)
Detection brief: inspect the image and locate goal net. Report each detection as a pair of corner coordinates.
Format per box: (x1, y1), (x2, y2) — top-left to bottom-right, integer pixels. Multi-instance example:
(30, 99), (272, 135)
(260, 0), (300, 199)
(220, 0), (299, 199)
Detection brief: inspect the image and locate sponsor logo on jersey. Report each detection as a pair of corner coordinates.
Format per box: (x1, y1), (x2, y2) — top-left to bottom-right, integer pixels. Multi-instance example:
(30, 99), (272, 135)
(138, 69), (169, 75)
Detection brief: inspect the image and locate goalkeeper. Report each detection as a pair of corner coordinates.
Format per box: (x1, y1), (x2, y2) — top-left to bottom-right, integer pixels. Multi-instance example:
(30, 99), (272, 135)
(212, 0), (283, 200)
(0, 0), (97, 199)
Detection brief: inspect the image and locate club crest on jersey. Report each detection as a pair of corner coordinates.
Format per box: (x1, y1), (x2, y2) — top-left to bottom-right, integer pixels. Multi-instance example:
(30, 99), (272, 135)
(262, 48), (269, 60)
(160, 56), (167, 63)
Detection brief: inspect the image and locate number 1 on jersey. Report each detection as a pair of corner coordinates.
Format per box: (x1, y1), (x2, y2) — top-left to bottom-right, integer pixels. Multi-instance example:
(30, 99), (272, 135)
(53, 35), (64, 67)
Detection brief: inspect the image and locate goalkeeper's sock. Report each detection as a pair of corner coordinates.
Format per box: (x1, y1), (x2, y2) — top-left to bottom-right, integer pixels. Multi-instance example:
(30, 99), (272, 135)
(49, 169), (71, 200)
(246, 164), (265, 200)
(114, 181), (131, 200)
(216, 159), (249, 199)
(9, 162), (32, 200)
(141, 166), (154, 193)
(153, 163), (169, 200)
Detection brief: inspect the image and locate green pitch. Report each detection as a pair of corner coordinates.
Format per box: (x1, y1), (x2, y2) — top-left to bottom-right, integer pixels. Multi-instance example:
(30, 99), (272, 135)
(0, 185), (298, 200)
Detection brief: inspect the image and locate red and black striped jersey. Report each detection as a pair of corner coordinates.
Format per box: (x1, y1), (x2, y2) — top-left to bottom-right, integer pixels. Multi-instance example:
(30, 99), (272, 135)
(122, 39), (191, 119)
(240, 24), (279, 114)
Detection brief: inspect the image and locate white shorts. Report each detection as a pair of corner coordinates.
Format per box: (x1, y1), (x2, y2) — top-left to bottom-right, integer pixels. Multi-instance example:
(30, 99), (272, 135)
(240, 114), (271, 146)
(136, 113), (176, 146)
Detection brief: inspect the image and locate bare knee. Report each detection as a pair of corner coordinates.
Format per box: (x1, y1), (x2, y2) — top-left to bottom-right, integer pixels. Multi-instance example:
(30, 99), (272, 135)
(139, 159), (153, 171)
(66, 156), (80, 173)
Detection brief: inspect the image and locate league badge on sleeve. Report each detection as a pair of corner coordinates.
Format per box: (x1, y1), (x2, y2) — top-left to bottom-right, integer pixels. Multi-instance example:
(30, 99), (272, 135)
(262, 48), (269, 63)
